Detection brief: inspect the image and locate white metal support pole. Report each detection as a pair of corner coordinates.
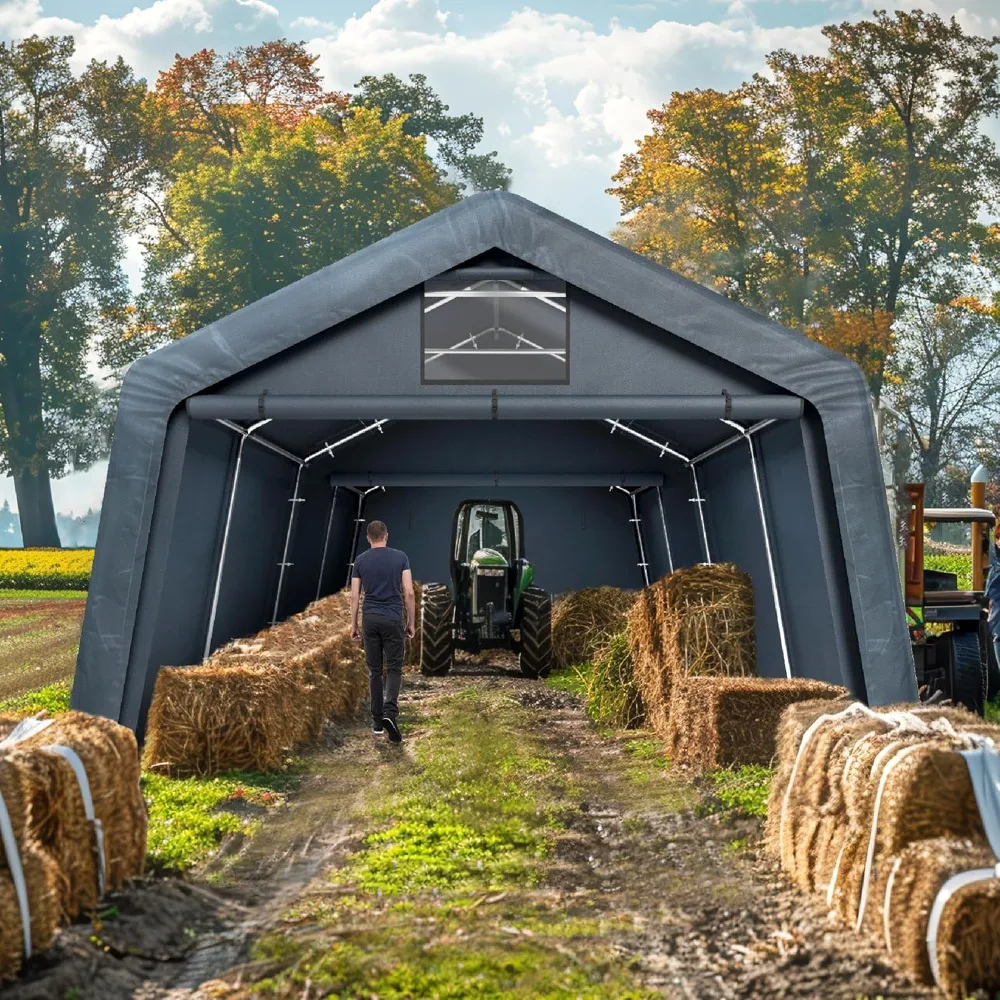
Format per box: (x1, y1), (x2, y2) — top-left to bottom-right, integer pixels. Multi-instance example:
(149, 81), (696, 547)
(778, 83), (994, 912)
(720, 418), (792, 679)
(271, 464), (305, 626)
(689, 466), (711, 565)
(614, 486), (651, 586)
(655, 486), (674, 574)
(204, 419), (272, 661)
(315, 486), (339, 601)
(344, 487), (383, 587)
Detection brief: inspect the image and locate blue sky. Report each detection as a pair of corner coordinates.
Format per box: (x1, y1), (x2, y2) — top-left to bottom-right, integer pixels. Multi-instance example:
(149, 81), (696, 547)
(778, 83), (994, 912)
(0, 0), (997, 515)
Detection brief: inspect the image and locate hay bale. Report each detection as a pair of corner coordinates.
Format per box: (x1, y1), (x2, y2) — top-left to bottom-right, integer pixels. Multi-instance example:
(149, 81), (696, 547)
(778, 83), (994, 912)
(665, 676), (847, 771)
(627, 581), (670, 736)
(884, 837), (1000, 998)
(551, 586), (636, 671)
(18, 713), (147, 911)
(0, 844), (61, 980)
(659, 563), (755, 681)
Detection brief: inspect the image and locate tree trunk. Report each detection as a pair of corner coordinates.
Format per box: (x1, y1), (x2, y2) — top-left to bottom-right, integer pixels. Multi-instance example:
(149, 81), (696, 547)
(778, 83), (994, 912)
(0, 331), (61, 548)
(13, 465), (60, 547)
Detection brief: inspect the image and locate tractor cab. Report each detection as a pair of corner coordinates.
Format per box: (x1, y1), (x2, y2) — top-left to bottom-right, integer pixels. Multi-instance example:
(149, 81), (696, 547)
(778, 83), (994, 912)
(420, 499), (552, 679)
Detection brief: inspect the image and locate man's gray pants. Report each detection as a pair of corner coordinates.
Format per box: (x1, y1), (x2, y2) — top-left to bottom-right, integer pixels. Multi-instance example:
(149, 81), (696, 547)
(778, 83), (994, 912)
(362, 613), (404, 724)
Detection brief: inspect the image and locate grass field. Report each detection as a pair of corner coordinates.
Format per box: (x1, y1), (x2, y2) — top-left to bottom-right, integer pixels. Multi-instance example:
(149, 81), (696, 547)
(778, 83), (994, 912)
(0, 591), (87, 703)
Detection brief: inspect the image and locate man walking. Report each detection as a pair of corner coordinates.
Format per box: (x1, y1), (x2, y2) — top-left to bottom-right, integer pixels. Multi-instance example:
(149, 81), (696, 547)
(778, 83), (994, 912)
(350, 520), (415, 743)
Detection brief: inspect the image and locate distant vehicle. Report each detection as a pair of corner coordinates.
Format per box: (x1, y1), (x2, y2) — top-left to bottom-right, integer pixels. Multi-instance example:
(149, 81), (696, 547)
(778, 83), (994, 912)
(903, 481), (1000, 715)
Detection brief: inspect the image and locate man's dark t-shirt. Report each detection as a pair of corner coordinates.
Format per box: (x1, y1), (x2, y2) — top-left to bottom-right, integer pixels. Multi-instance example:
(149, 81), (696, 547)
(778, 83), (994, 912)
(353, 546), (410, 621)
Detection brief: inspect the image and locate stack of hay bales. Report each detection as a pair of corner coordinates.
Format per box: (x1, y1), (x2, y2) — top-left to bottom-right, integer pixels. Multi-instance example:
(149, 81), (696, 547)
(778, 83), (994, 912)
(629, 563), (845, 768)
(144, 588), (370, 777)
(0, 710), (147, 980)
(766, 698), (1000, 999)
(551, 586), (636, 672)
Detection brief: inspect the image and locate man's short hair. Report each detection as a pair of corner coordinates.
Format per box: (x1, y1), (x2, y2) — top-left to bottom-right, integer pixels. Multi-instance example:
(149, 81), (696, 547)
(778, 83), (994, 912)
(367, 520), (388, 542)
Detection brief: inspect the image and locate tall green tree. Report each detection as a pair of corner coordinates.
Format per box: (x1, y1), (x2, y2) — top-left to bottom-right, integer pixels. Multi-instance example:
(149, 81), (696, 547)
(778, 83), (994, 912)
(0, 35), (154, 545)
(609, 10), (1000, 404)
(348, 72), (511, 193)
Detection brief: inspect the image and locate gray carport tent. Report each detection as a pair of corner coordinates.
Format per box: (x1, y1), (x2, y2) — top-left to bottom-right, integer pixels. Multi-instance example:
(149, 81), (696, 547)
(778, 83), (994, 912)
(71, 192), (918, 739)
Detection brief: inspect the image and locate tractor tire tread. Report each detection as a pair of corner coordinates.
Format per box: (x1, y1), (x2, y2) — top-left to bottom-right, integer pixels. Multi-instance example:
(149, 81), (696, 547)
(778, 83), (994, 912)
(420, 583), (453, 676)
(519, 586), (552, 679)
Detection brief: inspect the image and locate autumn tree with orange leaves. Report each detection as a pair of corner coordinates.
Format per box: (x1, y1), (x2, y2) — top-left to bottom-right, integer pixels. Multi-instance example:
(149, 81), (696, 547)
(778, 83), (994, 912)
(610, 10), (1000, 407)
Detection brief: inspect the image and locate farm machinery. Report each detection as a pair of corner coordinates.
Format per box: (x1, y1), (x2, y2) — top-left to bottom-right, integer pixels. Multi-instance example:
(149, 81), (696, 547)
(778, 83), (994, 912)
(903, 481), (1000, 715)
(419, 499), (553, 678)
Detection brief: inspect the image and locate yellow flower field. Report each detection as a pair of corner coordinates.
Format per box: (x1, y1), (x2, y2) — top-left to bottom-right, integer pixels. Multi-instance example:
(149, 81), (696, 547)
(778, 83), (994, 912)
(0, 548), (93, 590)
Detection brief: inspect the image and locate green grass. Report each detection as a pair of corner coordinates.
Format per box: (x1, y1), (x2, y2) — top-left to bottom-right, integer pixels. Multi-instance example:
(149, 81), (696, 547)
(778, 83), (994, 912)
(0, 589), (88, 601)
(245, 688), (657, 999)
(924, 554), (973, 591)
(544, 664), (589, 698)
(143, 767), (302, 871)
(0, 679), (71, 716)
(705, 765), (773, 818)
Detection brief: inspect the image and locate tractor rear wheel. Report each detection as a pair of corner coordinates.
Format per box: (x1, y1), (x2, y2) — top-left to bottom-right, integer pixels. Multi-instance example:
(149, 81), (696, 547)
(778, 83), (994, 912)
(519, 586), (552, 678)
(946, 629), (987, 715)
(420, 583), (454, 676)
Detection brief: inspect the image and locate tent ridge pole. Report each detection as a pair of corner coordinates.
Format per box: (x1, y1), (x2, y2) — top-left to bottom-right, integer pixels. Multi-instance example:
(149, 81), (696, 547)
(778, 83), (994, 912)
(203, 419), (271, 661)
(316, 486), (339, 601)
(271, 465), (305, 626)
(721, 418), (792, 679)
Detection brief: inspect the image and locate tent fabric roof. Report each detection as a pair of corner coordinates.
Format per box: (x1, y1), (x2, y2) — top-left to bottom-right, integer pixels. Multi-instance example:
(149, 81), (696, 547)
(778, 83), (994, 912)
(75, 191), (915, 721)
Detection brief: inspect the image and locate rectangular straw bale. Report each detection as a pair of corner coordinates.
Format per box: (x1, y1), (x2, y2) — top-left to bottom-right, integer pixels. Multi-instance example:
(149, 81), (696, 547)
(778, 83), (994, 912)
(665, 676), (847, 771)
(552, 586), (637, 672)
(658, 563), (756, 682)
(0, 843), (61, 981)
(627, 581), (670, 736)
(883, 836), (1000, 999)
(143, 661), (304, 776)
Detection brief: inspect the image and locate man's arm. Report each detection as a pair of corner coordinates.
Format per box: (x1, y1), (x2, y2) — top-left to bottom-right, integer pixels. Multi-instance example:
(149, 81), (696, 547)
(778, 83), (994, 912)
(350, 577), (362, 638)
(402, 568), (416, 636)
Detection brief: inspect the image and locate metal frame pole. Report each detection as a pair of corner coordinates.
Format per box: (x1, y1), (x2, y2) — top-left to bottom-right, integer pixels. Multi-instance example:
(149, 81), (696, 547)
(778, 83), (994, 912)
(614, 486), (651, 586)
(315, 486), (339, 601)
(689, 466), (711, 565)
(344, 487), (383, 587)
(203, 419), (272, 661)
(655, 486), (674, 574)
(720, 418), (792, 679)
(271, 464), (305, 626)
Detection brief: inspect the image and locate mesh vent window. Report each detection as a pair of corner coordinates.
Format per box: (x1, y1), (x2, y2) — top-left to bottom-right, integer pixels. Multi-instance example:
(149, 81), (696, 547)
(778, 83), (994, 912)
(421, 277), (569, 384)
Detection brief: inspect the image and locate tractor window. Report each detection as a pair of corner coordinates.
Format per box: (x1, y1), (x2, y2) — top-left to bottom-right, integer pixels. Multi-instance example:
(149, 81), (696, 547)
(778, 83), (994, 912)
(421, 276), (569, 384)
(465, 505), (510, 561)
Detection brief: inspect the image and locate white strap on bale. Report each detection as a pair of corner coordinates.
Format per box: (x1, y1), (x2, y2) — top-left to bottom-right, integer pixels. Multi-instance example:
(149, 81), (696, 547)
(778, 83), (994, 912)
(882, 854), (904, 953)
(0, 787), (32, 957)
(42, 744), (106, 898)
(779, 703), (880, 867)
(0, 716), (54, 747)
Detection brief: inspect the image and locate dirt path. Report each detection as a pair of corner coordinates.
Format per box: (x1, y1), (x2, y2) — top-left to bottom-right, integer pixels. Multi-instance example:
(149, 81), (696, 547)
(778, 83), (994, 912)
(6, 666), (949, 999)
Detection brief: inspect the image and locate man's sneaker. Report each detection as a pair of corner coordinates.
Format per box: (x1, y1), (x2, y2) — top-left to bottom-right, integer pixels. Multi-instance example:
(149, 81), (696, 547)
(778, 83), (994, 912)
(372, 721), (384, 735)
(382, 717), (402, 744)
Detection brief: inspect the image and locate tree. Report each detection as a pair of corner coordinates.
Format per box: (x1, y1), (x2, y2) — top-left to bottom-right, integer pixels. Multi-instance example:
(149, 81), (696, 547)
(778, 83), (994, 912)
(0, 36), (154, 545)
(887, 296), (1000, 504)
(348, 72), (511, 193)
(135, 108), (459, 342)
(609, 10), (1000, 404)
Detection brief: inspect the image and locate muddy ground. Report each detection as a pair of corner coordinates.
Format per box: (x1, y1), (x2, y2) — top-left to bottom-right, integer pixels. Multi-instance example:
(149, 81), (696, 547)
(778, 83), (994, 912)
(5, 665), (952, 1000)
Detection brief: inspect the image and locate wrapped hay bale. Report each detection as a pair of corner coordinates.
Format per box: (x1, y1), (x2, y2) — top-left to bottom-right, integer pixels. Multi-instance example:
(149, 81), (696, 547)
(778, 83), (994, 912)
(664, 676), (847, 771)
(0, 844), (61, 981)
(659, 563), (755, 682)
(627, 581), (670, 735)
(883, 837), (1000, 999)
(143, 661), (304, 776)
(19, 712), (148, 909)
(551, 586), (636, 671)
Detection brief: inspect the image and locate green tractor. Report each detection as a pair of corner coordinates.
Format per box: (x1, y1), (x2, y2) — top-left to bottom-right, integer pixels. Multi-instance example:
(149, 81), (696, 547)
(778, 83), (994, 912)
(420, 499), (553, 678)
